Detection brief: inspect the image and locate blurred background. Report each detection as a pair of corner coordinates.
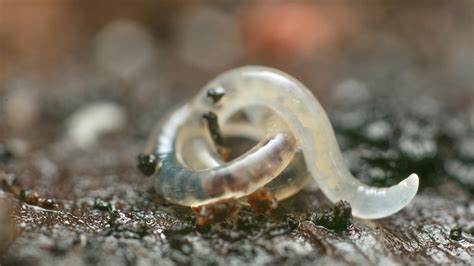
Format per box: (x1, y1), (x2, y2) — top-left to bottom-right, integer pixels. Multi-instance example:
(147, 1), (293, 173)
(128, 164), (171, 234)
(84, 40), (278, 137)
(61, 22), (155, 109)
(0, 0), (473, 169)
(1, 1), (473, 117)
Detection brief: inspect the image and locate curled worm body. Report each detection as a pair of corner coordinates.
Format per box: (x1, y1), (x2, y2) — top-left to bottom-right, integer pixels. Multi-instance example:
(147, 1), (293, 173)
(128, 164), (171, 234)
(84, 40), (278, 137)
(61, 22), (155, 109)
(147, 66), (419, 219)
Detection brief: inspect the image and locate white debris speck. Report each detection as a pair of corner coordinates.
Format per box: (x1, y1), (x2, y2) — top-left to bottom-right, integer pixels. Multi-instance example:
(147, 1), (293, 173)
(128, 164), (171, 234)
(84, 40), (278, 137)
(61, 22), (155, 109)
(66, 102), (126, 149)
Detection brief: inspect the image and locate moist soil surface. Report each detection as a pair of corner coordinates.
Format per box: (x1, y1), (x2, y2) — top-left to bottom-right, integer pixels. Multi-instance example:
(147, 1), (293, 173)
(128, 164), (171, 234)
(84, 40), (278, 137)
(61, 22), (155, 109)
(1, 95), (473, 265)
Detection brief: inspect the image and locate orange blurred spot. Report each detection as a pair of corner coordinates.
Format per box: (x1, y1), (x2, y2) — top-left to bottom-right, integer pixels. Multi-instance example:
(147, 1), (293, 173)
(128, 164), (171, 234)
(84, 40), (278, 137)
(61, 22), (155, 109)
(238, 2), (357, 59)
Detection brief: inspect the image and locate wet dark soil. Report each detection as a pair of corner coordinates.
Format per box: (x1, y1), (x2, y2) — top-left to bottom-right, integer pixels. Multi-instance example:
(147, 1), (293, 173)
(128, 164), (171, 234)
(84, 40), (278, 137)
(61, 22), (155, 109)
(1, 97), (473, 265)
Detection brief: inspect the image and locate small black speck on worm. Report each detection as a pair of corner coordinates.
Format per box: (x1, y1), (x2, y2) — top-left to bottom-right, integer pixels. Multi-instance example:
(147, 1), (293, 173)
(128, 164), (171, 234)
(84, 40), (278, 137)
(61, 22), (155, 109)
(137, 153), (158, 176)
(206, 87), (225, 104)
(202, 111), (224, 146)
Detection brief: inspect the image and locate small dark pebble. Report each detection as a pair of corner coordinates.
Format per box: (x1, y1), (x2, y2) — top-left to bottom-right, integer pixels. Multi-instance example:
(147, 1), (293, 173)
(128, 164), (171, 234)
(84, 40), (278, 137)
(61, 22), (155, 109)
(137, 153), (158, 176)
(206, 87), (225, 104)
(333, 200), (352, 229)
(449, 227), (463, 241)
(93, 198), (112, 212)
(312, 200), (352, 231)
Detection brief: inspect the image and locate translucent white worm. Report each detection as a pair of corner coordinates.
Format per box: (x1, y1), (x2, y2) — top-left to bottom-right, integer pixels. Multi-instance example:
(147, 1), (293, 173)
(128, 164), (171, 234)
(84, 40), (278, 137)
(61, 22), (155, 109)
(146, 66), (419, 219)
(185, 66), (419, 219)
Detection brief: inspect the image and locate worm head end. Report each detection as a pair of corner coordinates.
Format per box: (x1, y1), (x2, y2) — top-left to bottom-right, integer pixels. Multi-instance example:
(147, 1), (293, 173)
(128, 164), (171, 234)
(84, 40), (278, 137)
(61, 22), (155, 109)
(352, 173), (420, 219)
(404, 173), (420, 189)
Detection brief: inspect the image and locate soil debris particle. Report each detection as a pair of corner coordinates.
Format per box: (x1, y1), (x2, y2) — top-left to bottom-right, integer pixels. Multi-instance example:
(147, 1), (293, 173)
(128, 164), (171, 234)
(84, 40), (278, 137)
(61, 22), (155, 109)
(137, 153), (158, 176)
(93, 198), (113, 212)
(449, 227), (463, 241)
(311, 200), (352, 231)
(192, 199), (241, 227)
(247, 187), (278, 213)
